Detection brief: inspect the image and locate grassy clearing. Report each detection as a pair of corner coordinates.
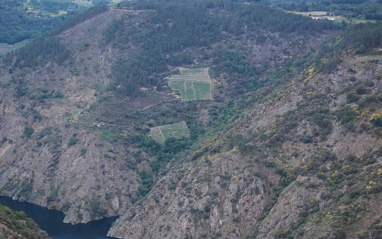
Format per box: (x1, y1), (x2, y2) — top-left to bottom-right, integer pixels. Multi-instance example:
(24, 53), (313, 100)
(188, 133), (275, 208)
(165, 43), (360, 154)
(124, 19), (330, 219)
(150, 128), (166, 144)
(194, 82), (211, 100)
(150, 121), (190, 144)
(168, 68), (212, 101)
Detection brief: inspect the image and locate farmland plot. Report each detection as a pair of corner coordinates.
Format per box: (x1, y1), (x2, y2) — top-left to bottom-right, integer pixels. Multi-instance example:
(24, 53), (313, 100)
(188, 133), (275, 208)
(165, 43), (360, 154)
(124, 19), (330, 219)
(168, 68), (212, 101)
(149, 121), (190, 144)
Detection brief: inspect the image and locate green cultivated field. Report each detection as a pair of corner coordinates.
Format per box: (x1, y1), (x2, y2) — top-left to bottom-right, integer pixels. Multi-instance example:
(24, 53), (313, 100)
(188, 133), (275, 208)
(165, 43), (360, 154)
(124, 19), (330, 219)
(168, 68), (212, 101)
(150, 121), (190, 144)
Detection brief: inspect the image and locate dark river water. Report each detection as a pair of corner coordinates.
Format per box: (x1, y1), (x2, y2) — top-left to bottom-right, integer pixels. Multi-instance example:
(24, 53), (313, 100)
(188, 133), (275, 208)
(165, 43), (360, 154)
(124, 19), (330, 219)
(0, 196), (118, 239)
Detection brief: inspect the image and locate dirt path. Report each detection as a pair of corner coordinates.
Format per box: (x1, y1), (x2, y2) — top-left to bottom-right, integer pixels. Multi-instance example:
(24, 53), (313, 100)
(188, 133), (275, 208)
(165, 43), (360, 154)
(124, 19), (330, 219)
(159, 127), (166, 142)
(138, 102), (160, 112)
(192, 81), (197, 100)
(0, 144), (11, 160)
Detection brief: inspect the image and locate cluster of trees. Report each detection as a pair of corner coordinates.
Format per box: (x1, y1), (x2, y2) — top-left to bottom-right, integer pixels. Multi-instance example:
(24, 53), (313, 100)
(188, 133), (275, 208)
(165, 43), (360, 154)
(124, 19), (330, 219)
(0, 0), (63, 44)
(108, 2), (223, 96)
(49, 5), (108, 35)
(6, 36), (69, 69)
(0, 0), (98, 44)
(128, 135), (191, 199)
(109, 0), (336, 97)
(312, 22), (381, 73)
(219, 1), (337, 34)
(211, 50), (266, 95)
(5, 5), (108, 69)
(31, 0), (78, 12)
(340, 22), (382, 52)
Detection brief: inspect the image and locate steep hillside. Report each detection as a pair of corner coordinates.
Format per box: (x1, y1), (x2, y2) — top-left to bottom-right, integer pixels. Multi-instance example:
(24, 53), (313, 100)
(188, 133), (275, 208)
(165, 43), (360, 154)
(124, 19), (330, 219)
(108, 36), (382, 238)
(0, 1), (337, 226)
(0, 1), (381, 238)
(0, 205), (48, 239)
(0, 9), (138, 224)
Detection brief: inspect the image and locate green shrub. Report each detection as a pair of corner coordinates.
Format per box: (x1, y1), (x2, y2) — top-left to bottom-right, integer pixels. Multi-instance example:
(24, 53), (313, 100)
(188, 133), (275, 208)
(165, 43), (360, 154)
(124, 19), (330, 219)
(338, 107), (358, 125)
(23, 126), (34, 138)
(68, 137), (78, 147)
(347, 92), (361, 103)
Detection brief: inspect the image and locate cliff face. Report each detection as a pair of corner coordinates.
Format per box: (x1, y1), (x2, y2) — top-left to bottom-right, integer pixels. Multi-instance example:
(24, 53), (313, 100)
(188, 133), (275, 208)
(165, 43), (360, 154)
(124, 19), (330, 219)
(0, 10), (141, 224)
(0, 205), (48, 239)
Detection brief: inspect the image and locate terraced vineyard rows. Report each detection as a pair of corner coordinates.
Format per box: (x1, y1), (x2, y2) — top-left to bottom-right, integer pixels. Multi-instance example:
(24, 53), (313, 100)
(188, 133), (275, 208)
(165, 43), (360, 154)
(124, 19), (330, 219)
(149, 121), (190, 144)
(168, 68), (212, 101)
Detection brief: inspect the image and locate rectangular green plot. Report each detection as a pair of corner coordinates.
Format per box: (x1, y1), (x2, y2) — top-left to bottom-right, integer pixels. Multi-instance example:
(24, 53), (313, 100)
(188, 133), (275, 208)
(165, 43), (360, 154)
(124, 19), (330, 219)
(150, 121), (190, 143)
(171, 68), (211, 82)
(161, 121), (190, 139)
(168, 80), (195, 101)
(181, 68), (203, 75)
(184, 81), (195, 101)
(168, 68), (212, 101)
(149, 128), (165, 144)
(181, 68), (211, 81)
(169, 80), (186, 98)
(194, 82), (211, 100)
(169, 75), (186, 80)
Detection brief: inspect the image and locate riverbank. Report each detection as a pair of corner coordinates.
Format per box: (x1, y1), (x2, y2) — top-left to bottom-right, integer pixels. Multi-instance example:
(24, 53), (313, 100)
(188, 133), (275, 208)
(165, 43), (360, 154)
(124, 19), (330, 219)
(0, 196), (117, 239)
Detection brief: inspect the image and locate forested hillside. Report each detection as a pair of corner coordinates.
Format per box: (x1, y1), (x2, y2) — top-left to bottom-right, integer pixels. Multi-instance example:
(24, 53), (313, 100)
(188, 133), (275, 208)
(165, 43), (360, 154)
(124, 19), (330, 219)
(0, 0), (108, 45)
(0, 1), (57, 44)
(0, 205), (49, 239)
(0, 0), (381, 238)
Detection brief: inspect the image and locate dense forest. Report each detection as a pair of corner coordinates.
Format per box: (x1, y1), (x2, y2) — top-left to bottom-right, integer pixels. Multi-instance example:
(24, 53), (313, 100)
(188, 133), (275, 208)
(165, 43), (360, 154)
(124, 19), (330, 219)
(0, 0), (63, 44)
(340, 22), (382, 50)
(107, 0), (337, 96)
(4, 6), (108, 69)
(0, 0), (105, 45)
(312, 21), (382, 73)
(4, 0), (380, 96)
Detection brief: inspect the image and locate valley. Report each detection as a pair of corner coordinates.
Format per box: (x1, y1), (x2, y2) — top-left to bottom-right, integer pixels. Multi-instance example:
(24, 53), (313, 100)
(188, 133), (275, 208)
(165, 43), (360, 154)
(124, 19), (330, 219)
(0, 0), (381, 238)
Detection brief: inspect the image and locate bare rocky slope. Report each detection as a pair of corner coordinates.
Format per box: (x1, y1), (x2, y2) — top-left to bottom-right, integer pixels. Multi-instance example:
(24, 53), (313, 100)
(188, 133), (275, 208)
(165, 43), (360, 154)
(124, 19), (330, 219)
(0, 10), (140, 224)
(0, 3), (381, 239)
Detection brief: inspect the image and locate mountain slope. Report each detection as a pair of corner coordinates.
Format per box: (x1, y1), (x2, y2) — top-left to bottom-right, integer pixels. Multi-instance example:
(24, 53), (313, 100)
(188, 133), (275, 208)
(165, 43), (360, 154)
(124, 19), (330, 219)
(0, 2), (335, 225)
(0, 9), (139, 224)
(108, 50), (381, 238)
(0, 1), (381, 239)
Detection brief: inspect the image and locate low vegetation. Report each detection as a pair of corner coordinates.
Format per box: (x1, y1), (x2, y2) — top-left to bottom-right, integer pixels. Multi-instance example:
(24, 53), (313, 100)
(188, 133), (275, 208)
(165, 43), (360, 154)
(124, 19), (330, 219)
(0, 205), (49, 239)
(150, 121), (190, 144)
